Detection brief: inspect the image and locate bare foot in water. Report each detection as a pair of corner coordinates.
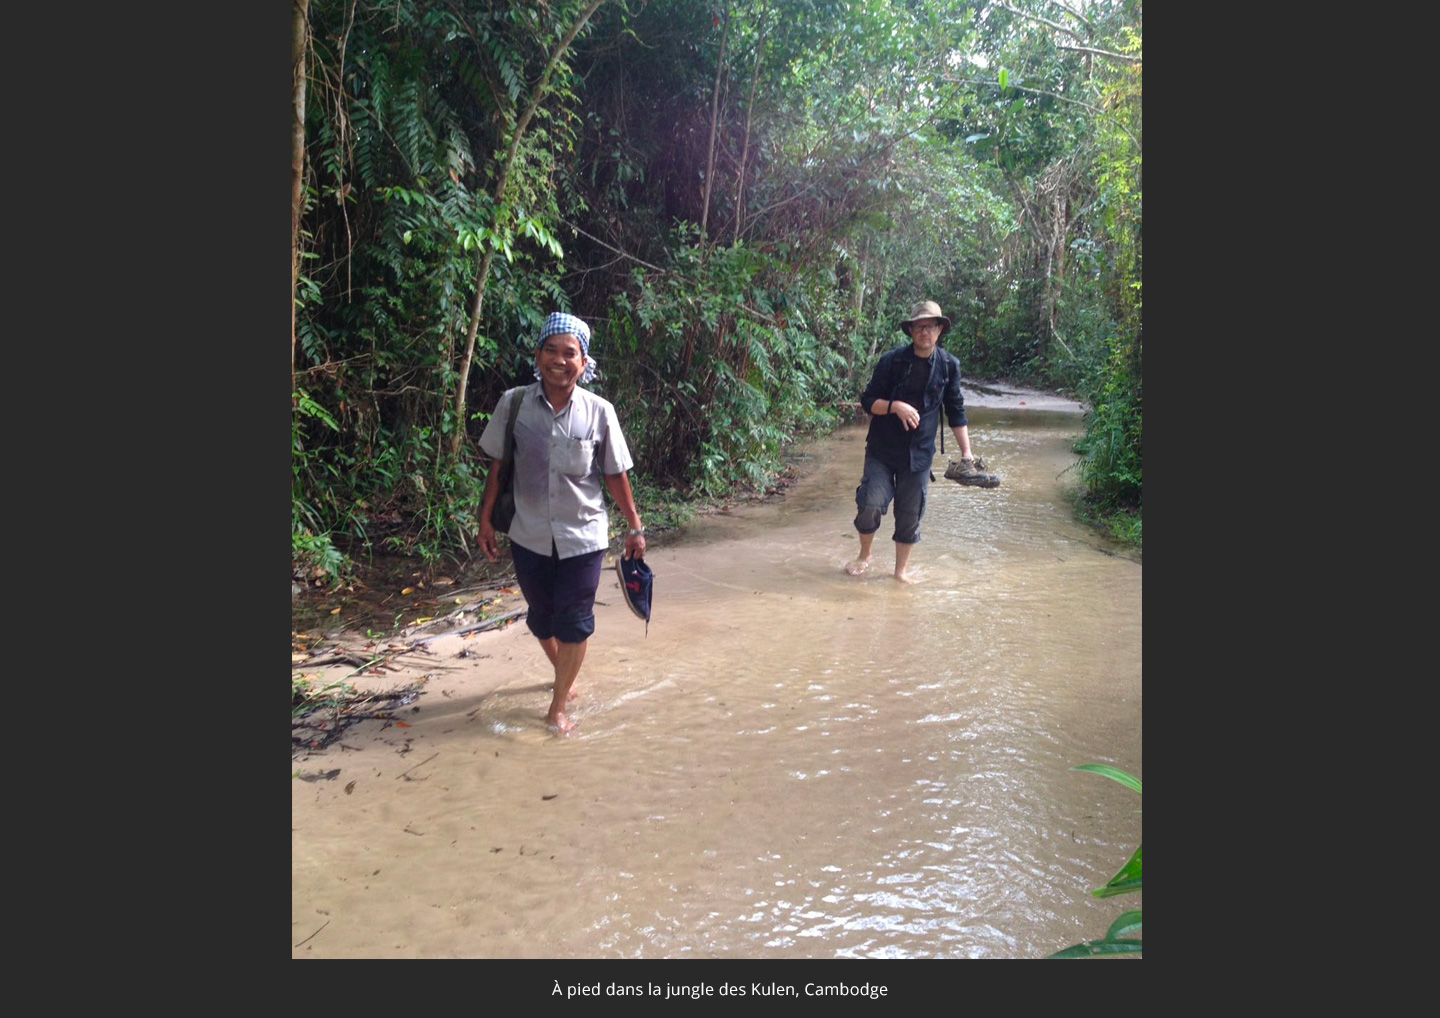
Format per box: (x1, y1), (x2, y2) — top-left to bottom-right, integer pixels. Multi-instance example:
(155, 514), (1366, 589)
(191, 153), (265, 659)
(551, 683), (579, 703)
(893, 570), (915, 584)
(546, 709), (575, 734)
(845, 558), (871, 576)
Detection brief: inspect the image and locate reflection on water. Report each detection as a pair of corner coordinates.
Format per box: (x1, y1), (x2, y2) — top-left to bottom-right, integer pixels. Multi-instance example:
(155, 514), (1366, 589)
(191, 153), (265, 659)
(292, 408), (1141, 958)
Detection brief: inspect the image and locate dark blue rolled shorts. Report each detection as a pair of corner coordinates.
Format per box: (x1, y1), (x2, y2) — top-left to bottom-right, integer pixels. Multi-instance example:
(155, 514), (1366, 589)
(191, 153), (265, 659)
(509, 542), (606, 644)
(854, 451), (930, 544)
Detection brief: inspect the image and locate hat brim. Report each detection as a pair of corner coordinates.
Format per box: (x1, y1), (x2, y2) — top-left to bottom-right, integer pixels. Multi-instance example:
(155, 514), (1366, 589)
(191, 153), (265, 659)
(900, 316), (952, 336)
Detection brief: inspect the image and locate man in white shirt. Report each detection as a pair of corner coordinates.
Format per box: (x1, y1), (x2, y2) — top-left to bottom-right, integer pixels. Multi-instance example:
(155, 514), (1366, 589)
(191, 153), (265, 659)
(476, 312), (646, 734)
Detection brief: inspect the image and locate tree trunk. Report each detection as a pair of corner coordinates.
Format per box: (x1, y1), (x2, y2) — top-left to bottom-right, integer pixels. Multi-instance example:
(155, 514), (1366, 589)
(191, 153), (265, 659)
(732, 18), (765, 245)
(853, 236), (868, 328)
(700, 7), (730, 240)
(450, 0), (609, 458)
(291, 0), (309, 383)
(1050, 192), (1068, 340)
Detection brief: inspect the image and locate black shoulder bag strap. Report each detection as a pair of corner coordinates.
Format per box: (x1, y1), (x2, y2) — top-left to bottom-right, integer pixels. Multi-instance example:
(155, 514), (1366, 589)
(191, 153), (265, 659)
(935, 355), (953, 478)
(939, 352), (961, 455)
(502, 385), (524, 473)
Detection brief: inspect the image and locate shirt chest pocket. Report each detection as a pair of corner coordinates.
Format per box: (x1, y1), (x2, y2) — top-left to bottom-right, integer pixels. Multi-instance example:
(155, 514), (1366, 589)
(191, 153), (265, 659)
(556, 437), (597, 476)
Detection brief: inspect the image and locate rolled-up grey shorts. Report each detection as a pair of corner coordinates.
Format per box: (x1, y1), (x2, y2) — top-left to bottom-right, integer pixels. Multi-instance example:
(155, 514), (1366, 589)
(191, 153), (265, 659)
(854, 452), (930, 544)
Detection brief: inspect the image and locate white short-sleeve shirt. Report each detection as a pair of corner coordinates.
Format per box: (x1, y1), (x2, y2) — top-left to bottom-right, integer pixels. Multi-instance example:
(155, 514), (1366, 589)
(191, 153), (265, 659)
(478, 382), (635, 559)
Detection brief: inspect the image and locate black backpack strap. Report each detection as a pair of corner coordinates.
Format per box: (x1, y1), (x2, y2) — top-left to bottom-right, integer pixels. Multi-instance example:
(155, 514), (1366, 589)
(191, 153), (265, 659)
(503, 385), (524, 460)
(937, 352), (959, 456)
(887, 346), (907, 402)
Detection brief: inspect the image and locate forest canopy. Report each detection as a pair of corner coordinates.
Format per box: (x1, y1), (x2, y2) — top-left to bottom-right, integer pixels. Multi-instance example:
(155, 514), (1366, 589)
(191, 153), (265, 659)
(291, 0), (1142, 577)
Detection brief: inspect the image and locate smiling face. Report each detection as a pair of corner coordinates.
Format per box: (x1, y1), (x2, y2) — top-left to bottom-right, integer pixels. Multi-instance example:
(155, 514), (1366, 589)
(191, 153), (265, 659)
(536, 333), (587, 393)
(907, 318), (943, 357)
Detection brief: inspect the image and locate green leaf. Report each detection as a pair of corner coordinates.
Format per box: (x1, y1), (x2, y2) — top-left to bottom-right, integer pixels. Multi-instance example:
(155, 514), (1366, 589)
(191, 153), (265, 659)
(1071, 764), (1141, 794)
(1093, 877), (1142, 899)
(1048, 938), (1142, 959)
(999, 68), (1010, 89)
(1106, 910), (1142, 939)
(1093, 844), (1141, 898)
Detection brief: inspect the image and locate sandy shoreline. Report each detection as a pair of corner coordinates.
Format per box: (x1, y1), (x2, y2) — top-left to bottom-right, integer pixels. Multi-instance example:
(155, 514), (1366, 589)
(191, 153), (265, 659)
(959, 379), (1086, 413)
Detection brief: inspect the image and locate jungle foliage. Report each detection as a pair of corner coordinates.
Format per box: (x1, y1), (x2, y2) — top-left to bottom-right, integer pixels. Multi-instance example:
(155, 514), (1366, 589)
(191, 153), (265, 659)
(292, 0), (1142, 580)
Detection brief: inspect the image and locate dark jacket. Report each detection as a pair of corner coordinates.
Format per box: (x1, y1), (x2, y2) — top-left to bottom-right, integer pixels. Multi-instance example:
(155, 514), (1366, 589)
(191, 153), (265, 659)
(860, 344), (968, 473)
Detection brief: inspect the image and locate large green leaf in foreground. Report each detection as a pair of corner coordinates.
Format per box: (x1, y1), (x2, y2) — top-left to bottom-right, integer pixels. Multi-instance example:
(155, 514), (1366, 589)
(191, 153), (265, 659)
(1048, 764), (1142, 959)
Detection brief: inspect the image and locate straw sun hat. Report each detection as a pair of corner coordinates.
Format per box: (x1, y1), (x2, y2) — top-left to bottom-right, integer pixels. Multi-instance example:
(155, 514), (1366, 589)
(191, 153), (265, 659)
(898, 300), (952, 337)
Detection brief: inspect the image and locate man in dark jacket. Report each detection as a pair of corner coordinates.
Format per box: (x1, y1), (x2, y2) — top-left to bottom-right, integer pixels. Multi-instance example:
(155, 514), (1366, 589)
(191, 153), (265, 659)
(846, 300), (977, 582)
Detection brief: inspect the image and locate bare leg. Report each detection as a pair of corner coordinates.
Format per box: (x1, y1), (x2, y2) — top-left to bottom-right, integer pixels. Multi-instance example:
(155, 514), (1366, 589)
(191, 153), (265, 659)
(894, 541), (916, 583)
(538, 637), (579, 702)
(546, 639), (588, 733)
(846, 532), (876, 575)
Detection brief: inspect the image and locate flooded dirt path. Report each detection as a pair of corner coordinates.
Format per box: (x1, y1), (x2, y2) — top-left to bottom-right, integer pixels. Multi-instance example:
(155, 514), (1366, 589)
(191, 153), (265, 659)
(292, 397), (1141, 959)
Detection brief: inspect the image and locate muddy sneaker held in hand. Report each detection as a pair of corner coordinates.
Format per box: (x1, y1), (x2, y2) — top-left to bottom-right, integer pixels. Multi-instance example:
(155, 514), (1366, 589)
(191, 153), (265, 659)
(945, 455), (1001, 488)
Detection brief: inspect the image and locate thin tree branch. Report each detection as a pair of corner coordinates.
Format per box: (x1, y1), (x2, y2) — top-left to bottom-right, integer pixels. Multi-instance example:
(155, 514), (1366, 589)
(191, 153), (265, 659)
(336, 0), (358, 303)
(997, 5), (1138, 63)
(742, 179), (826, 226)
(301, 353), (374, 375)
(291, 0), (311, 383)
(395, 753), (440, 780)
(744, 78), (966, 239)
(1058, 44), (1140, 64)
(294, 920), (329, 948)
(999, 2), (1087, 41)
(563, 219), (669, 275)
(561, 217), (775, 327)
(1047, 0), (1092, 30)
(733, 17), (768, 245)
(701, 6), (731, 241)
(1000, 165), (1042, 244)
(941, 74), (1140, 151)
(452, 0), (610, 458)
(573, 254), (628, 275)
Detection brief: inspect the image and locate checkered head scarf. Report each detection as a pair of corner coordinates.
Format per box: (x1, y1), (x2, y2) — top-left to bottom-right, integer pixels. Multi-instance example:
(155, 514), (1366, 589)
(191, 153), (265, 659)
(534, 311), (598, 384)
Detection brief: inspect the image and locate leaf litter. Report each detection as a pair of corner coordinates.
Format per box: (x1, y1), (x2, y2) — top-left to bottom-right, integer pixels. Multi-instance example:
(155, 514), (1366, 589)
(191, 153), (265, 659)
(292, 685), (423, 752)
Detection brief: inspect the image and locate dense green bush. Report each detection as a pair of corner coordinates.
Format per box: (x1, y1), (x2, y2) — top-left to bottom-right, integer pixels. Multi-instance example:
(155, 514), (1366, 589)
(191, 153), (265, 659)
(1076, 333), (1142, 511)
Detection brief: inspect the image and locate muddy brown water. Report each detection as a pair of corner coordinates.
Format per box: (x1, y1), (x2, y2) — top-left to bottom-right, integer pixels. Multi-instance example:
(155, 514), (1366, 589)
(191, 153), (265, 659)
(292, 405), (1141, 959)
